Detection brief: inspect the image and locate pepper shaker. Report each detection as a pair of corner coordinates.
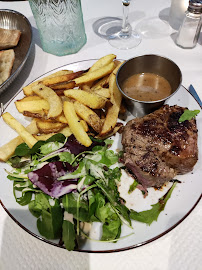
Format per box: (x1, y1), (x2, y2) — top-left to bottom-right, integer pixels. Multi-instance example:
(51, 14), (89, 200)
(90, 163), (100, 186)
(175, 0), (202, 49)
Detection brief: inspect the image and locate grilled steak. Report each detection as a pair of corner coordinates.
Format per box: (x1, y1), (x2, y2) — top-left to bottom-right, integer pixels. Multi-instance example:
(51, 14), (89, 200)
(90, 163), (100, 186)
(122, 105), (198, 188)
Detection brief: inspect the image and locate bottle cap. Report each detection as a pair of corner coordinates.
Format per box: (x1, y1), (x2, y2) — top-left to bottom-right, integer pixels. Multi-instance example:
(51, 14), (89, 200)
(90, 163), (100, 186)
(188, 0), (202, 13)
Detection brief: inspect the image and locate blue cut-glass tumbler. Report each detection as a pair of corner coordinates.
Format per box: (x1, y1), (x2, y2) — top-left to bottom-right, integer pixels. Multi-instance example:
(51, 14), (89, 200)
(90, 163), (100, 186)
(29, 0), (87, 56)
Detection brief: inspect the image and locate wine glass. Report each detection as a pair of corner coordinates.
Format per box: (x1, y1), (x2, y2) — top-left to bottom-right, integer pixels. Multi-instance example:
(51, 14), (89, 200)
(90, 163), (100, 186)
(108, 0), (142, 49)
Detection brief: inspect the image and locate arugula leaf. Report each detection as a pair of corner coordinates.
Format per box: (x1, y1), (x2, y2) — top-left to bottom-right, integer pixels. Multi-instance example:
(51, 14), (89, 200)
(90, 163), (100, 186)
(83, 175), (95, 186)
(104, 139), (113, 146)
(96, 178), (131, 227)
(15, 143), (30, 157)
(46, 133), (66, 143)
(7, 175), (26, 181)
(14, 134), (66, 158)
(88, 189), (99, 221)
(130, 182), (177, 225)
(128, 179), (138, 194)
(89, 136), (104, 143)
(179, 109), (200, 123)
(29, 140), (45, 155)
(86, 161), (105, 179)
(62, 220), (76, 251)
(87, 146), (118, 166)
(104, 167), (122, 182)
(29, 200), (43, 218)
(29, 193), (63, 238)
(101, 213), (121, 241)
(13, 178), (35, 206)
(13, 180), (32, 191)
(99, 149), (118, 166)
(59, 152), (75, 163)
(8, 156), (29, 168)
(40, 141), (64, 155)
(62, 193), (90, 222)
(29, 193), (50, 217)
(94, 193), (109, 223)
(15, 191), (33, 206)
(37, 198), (63, 239)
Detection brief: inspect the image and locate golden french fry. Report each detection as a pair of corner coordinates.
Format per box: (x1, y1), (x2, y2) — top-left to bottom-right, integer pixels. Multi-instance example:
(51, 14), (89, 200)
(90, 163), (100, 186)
(74, 62), (115, 85)
(80, 119), (89, 132)
(32, 84), (62, 118)
(90, 75), (109, 90)
(50, 81), (76, 90)
(0, 136), (23, 161)
(108, 61), (123, 104)
(42, 70), (84, 87)
(2, 113), (38, 148)
(80, 84), (91, 91)
(56, 113), (68, 124)
(89, 54), (116, 73)
(53, 90), (67, 96)
(0, 119), (39, 162)
(63, 101), (92, 147)
(36, 120), (67, 134)
(94, 88), (110, 98)
(94, 109), (106, 120)
(100, 105), (120, 136)
(56, 113), (89, 131)
(22, 110), (48, 119)
(74, 101), (102, 133)
(15, 99), (49, 113)
(100, 65), (122, 135)
(60, 126), (72, 137)
(33, 133), (56, 141)
(64, 89), (107, 109)
(33, 126), (72, 141)
(23, 70), (73, 96)
(114, 60), (122, 67)
(16, 96), (42, 102)
(96, 123), (123, 139)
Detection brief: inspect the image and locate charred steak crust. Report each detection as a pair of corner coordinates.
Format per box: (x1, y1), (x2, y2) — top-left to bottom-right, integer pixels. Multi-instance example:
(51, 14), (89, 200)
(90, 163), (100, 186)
(122, 105), (198, 188)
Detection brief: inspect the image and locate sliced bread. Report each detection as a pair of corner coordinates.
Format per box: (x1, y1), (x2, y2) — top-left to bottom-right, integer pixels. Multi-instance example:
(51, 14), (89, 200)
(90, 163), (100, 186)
(0, 49), (15, 85)
(0, 28), (21, 50)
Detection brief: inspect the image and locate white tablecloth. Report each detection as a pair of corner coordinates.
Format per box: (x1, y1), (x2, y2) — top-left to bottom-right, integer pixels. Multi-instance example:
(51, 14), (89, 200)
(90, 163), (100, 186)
(0, 1), (201, 269)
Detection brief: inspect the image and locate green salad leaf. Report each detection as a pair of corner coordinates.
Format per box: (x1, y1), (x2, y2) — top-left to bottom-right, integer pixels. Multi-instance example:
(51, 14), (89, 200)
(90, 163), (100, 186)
(36, 195), (63, 239)
(40, 141), (63, 155)
(179, 109), (200, 123)
(130, 182), (177, 225)
(102, 213), (121, 241)
(128, 179), (138, 194)
(15, 143), (30, 157)
(62, 220), (76, 251)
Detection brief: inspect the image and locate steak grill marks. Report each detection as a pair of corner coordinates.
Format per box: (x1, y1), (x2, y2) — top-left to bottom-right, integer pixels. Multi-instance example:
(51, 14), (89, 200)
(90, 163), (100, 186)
(122, 105), (198, 188)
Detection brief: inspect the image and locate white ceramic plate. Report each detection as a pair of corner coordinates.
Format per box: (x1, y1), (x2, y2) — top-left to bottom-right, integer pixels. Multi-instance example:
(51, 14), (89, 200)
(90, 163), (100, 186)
(0, 59), (201, 253)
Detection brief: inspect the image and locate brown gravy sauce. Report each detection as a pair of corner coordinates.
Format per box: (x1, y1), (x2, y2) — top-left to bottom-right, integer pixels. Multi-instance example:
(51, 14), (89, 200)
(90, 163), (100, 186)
(122, 73), (172, 101)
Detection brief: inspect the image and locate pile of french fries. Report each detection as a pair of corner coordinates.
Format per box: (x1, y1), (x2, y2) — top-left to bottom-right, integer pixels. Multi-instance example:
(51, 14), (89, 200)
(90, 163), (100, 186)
(0, 54), (125, 162)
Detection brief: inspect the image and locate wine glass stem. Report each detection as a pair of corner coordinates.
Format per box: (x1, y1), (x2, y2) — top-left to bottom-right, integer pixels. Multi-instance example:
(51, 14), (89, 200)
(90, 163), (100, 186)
(121, 0), (131, 36)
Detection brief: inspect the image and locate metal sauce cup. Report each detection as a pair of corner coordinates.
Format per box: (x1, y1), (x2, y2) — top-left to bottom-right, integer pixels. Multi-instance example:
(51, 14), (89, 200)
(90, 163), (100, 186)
(116, 55), (182, 117)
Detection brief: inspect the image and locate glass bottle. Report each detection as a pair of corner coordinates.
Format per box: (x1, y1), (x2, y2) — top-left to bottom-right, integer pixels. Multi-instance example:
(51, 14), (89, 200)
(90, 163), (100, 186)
(175, 0), (202, 49)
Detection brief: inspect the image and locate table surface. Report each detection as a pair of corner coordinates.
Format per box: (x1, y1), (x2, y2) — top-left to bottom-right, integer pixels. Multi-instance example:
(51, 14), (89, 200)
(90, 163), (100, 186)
(0, 1), (202, 269)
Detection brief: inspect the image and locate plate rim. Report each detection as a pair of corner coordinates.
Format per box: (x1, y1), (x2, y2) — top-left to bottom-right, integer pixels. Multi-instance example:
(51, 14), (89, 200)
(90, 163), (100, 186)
(0, 59), (201, 253)
(0, 9), (33, 93)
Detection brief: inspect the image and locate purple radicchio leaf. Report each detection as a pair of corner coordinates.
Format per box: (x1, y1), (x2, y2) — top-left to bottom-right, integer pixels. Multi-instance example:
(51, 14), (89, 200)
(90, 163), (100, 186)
(28, 161), (78, 198)
(65, 134), (105, 155)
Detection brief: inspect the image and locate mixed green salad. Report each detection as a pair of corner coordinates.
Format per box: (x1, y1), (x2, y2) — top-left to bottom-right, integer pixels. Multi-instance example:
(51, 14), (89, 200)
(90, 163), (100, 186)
(6, 133), (177, 251)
